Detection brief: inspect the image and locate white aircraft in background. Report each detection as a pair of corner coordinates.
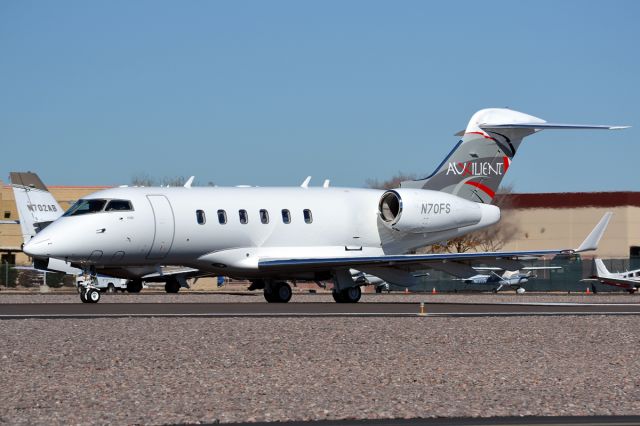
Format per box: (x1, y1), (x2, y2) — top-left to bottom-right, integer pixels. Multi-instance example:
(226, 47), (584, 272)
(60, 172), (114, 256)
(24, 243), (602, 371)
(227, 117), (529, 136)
(22, 108), (624, 303)
(10, 171), (203, 296)
(589, 259), (640, 294)
(461, 266), (562, 294)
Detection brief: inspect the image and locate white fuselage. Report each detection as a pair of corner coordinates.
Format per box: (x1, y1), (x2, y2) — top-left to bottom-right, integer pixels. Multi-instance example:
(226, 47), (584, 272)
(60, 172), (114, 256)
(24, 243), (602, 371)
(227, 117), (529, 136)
(23, 186), (500, 280)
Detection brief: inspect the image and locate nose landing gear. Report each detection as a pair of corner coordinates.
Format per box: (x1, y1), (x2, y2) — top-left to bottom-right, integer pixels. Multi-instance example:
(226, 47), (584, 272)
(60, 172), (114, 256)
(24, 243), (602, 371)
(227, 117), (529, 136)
(78, 274), (101, 303)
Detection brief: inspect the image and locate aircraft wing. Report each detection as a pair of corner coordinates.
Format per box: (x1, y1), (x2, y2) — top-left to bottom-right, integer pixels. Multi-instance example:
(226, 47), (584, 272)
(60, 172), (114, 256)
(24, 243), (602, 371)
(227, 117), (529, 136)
(260, 213), (612, 278)
(261, 249), (568, 277)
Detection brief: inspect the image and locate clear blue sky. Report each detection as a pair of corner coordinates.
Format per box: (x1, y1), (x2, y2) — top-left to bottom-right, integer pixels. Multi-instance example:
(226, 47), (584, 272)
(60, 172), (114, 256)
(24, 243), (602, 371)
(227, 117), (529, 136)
(1, 0), (638, 192)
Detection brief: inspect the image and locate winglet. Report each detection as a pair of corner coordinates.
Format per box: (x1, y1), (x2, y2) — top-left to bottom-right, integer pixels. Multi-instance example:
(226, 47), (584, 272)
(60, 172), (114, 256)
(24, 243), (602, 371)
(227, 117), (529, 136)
(184, 176), (195, 188)
(575, 212), (613, 253)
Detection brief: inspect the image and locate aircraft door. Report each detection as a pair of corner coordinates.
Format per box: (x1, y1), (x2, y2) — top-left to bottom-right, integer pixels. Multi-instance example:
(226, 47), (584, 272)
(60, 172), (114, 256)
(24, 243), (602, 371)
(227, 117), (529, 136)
(146, 195), (175, 259)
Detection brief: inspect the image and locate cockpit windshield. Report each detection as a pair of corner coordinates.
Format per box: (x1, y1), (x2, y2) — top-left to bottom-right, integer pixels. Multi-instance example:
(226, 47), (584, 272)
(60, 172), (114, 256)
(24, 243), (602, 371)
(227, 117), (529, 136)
(105, 200), (133, 211)
(63, 199), (134, 217)
(63, 199), (107, 216)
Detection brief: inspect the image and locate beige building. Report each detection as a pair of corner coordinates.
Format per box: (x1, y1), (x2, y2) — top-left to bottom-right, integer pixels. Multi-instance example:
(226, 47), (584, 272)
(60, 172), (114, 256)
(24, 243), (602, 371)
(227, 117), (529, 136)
(500, 193), (640, 260)
(1, 183), (638, 265)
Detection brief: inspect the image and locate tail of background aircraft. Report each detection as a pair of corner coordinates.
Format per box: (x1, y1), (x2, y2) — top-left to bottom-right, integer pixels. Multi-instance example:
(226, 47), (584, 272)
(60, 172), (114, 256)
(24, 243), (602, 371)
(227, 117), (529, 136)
(594, 258), (612, 278)
(10, 172), (64, 244)
(401, 108), (627, 204)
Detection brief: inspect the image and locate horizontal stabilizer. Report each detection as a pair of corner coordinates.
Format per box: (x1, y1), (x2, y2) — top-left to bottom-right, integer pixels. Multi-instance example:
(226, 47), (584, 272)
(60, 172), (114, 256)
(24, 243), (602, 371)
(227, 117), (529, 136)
(482, 122), (629, 131)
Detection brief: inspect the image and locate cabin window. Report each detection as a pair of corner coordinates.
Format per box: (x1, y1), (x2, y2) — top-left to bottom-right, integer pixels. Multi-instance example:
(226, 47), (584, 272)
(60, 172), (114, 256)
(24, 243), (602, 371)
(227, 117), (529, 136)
(260, 209), (269, 224)
(217, 209), (227, 224)
(196, 210), (206, 225)
(303, 209), (313, 224)
(105, 199), (133, 211)
(63, 199), (107, 216)
(281, 209), (291, 224)
(3, 211), (10, 219)
(239, 209), (248, 224)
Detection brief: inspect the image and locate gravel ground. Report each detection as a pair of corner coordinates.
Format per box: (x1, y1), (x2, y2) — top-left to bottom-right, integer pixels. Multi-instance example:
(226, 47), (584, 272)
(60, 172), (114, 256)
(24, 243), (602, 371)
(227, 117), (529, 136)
(0, 292), (638, 304)
(1, 316), (639, 425)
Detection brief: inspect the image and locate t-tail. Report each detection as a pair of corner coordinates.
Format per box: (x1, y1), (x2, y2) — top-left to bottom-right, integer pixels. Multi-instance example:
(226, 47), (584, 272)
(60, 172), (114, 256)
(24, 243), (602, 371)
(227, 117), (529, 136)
(10, 172), (64, 244)
(401, 108), (628, 204)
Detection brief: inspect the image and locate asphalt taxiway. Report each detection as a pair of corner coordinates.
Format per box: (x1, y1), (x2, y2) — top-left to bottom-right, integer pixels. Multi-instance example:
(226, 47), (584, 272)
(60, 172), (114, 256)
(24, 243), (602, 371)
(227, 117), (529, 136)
(2, 301), (640, 319)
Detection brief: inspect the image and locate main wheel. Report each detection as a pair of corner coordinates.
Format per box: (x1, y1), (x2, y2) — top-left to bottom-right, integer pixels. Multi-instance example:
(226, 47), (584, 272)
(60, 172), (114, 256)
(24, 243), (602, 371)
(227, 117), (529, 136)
(79, 290), (88, 303)
(107, 283), (115, 293)
(87, 288), (101, 303)
(127, 280), (143, 293)
(274, 282), (292, 303)
(165, 280), (180, 293)
(333, 286), (361, 303)
(263, 282), (292, 303)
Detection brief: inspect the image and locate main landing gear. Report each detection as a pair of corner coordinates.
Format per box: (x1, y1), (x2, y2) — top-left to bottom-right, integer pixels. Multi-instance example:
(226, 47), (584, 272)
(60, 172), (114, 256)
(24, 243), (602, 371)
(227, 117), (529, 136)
(263, 281), (292, 303)
(332, 286), (362, 303)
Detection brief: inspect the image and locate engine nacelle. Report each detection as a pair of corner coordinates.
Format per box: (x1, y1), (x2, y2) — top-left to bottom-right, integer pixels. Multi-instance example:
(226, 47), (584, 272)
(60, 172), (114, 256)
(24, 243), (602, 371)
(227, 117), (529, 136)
(378, 188), (488, 233)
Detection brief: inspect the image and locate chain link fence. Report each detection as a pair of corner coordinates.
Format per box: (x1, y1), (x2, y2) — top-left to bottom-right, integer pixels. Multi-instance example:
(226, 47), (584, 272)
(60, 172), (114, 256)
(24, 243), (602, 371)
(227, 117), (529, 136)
(405, 256), (636, 293)
(0, 264), (75, 289)
(0, 257), (636, 292)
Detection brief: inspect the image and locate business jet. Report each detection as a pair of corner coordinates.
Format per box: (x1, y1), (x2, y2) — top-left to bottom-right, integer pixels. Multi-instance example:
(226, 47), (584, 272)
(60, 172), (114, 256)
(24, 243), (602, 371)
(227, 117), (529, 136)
(589, 259), (640, 294)
(10, 171), (203, 295)
(461, 266), (562, 294)
(22, 108), (625, 303)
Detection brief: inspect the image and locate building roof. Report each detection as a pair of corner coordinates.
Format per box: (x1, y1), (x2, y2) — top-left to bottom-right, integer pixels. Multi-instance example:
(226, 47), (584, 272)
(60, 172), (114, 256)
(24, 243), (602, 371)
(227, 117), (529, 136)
(500, 192), (640, 209)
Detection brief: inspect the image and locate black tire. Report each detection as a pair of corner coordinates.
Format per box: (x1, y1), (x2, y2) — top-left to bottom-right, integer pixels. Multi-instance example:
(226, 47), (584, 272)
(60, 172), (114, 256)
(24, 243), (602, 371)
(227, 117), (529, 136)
(274, 282), (292, 303)
(263, 288), (276, 303)
(106, 283), (115, 293)
(333, 286), (361, 303)
(87, 288), (101, 303)
(375, 286), (382, 294)
(165, 280), (180, 293)
(264, 282), (292, 303)
(127, 280), (143, 293)
(79, 290), (88, 303)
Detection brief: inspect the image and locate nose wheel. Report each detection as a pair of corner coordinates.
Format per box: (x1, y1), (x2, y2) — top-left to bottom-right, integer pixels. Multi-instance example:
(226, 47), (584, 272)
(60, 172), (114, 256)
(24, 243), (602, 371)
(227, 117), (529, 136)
(78, 272), (101, 303)
(79, 287), (101, 303)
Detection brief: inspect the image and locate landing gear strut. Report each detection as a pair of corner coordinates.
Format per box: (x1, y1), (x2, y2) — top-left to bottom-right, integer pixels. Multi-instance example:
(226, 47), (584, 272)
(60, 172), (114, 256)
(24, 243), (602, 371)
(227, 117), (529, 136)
(264, 281), (292, 303)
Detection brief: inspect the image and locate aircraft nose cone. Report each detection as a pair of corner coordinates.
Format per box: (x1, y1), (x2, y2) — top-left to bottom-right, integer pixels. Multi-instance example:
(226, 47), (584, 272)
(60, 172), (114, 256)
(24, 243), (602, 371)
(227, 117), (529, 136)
(23, 235), (52, 257)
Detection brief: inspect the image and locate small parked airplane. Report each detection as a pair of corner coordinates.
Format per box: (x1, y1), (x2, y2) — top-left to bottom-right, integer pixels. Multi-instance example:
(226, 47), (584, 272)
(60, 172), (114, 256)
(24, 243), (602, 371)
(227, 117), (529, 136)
(590, 259), (640, 294)
(22, 108), (625, 303)
(461, 266), (562, 294)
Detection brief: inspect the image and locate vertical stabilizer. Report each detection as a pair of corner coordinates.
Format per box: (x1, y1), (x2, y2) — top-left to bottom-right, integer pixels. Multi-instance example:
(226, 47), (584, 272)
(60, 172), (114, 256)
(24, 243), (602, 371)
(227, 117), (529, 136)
(594, 259), (612, 278)
(10, 172), (63, 243)
(402, 108), (627, 203)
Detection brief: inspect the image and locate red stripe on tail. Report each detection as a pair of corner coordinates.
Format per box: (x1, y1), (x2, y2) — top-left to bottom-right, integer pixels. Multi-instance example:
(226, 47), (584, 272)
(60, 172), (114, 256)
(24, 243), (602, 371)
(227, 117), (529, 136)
(465, 181), (495, 199)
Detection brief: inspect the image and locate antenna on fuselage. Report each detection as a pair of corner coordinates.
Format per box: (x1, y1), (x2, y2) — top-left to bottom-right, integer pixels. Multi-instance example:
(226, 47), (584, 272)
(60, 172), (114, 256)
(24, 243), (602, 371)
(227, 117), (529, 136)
(184, 176), (195, 188)
(300, 176), (311, 188)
